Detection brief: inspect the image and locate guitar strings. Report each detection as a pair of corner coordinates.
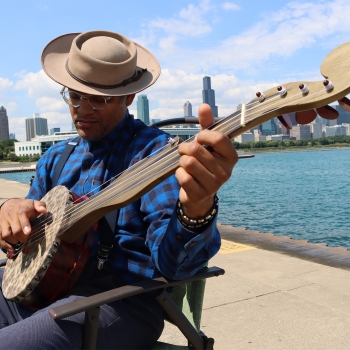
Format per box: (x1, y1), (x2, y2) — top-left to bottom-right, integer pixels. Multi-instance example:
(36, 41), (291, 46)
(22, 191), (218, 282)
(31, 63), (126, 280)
(17, 85), (334, 251)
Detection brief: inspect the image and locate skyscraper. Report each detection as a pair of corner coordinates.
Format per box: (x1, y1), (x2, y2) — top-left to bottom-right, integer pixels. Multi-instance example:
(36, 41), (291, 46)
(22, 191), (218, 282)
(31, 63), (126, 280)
(33, 113), (48, 136)
(25, 118), (35, 141)
(25, 113), (48, 141)
(137, 94), (150, 125)
(202, 76), (218, 118)
(0, 106), (9, 140)
(183, 101), (193, 117)
(261, 119), (275, 135)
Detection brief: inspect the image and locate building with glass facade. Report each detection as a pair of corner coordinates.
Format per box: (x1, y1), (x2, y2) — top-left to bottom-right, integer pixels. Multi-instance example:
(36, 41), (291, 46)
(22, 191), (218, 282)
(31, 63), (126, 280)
(183, 101), (193, 117)
(25, 113), (48, 140)
(202, 76), (218, 118)
(0, 106), (9, 140)
(137, 94), (150, 125)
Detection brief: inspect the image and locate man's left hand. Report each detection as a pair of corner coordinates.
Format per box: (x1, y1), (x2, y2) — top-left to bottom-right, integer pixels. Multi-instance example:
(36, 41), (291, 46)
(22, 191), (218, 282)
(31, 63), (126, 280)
(176, 103), (238, 219)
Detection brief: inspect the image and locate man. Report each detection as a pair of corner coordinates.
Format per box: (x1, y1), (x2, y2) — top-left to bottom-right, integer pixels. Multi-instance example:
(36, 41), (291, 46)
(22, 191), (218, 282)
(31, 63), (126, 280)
(0, 30), (237, 349)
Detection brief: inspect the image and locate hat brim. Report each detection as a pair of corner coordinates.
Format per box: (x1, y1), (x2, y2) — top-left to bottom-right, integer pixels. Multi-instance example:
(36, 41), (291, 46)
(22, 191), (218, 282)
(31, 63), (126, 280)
(41, 33), (160, 96)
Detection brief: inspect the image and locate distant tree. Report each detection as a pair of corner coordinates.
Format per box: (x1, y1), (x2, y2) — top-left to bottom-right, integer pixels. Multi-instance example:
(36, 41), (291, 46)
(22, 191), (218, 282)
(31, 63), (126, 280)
(266, 140), (279, 148)
(32, 154), (41, 161)
(251, 141), (265, 148)
(8, 153), (19, 162)
(232, 141), (241, 149)
(318, 138), (329, 145)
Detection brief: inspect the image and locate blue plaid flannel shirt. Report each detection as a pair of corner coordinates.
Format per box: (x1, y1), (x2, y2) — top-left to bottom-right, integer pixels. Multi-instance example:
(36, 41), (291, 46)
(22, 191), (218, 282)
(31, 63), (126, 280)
(27, 111), (221, 284)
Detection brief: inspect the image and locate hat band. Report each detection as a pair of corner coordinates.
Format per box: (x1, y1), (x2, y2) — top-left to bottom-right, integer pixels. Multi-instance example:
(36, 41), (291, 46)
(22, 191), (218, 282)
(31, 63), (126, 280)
(65, 59), (147, 89)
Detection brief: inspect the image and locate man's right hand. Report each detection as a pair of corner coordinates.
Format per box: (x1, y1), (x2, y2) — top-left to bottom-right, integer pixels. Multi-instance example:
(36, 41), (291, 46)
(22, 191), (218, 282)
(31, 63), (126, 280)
(0, 199), (47, 256)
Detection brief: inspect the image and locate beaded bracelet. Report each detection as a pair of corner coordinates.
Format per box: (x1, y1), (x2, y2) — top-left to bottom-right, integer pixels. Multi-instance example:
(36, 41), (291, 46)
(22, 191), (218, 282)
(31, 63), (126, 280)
(176, 195), (219, 231)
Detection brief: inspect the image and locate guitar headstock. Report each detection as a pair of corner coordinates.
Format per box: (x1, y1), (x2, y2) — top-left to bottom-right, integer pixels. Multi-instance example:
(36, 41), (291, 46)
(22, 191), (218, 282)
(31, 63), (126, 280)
(222, 41), (350, 140)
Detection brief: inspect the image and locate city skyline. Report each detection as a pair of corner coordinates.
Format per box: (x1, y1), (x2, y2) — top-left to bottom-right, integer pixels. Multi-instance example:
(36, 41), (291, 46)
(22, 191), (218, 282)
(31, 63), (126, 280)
(1, 1), (350, 141)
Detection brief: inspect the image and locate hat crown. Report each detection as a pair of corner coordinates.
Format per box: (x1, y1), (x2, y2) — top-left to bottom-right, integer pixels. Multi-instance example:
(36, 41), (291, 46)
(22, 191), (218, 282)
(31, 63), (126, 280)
(81, 36), (130, 63)
(41, 30), (160, 96)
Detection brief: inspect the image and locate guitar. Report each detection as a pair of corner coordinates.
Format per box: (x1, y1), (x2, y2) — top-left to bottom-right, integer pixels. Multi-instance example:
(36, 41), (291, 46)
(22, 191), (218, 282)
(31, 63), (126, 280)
(3, 41), (350, 310)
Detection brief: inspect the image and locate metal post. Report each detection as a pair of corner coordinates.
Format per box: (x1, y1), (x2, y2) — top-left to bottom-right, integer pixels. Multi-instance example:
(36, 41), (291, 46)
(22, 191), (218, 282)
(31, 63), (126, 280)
(156, 290), (205, 350)
(82, 307), (100, 350)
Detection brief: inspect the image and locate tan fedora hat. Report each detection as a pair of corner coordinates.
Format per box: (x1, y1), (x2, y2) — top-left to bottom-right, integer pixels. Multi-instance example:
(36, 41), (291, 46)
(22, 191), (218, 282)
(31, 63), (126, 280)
(41, 30), (161, 96)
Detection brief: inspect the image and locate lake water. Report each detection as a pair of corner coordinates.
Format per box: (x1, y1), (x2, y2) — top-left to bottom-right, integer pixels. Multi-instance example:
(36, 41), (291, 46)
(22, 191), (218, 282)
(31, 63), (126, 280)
(218, 148), (350, 249)
(0, 171), (36, 185)
(1, 149), (349, 249)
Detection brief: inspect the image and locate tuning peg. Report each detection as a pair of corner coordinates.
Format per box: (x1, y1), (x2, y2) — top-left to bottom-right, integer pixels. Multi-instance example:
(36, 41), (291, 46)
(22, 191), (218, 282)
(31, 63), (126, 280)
(338, 96), (350, 112)
(277, 86), (287, 96)
(256, 91), (266, 102)
(315, 105), (339, 120)
(295, 109), (317, 124)
(323, 80), (334, 91)
(299, 84), (309, 94)
(277, 114), (292, 129)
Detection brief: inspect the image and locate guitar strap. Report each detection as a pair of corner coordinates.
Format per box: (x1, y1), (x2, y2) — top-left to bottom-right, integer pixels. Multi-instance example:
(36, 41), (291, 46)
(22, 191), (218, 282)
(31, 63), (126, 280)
(53, 123), (147, 270)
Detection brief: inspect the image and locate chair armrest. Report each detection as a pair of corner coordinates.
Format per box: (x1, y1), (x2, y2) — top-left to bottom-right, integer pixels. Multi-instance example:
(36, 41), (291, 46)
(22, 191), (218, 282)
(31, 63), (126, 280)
(49, 266), (225, 320)
(0, 258), (7, 267)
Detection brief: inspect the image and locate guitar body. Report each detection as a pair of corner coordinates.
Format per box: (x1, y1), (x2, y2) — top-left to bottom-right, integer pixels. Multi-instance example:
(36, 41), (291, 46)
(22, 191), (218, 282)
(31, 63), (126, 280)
(2, 186), (96, 310)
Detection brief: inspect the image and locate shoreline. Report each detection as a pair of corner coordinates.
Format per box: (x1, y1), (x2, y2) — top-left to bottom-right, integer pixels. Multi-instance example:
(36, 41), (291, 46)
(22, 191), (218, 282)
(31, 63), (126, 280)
(239, 145), (350, 153)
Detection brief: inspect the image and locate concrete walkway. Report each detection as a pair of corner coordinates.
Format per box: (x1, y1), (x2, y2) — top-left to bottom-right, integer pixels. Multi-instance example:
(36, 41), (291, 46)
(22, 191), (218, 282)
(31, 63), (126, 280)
(0, 177), (29, 205)
(1, 177), (350, 349)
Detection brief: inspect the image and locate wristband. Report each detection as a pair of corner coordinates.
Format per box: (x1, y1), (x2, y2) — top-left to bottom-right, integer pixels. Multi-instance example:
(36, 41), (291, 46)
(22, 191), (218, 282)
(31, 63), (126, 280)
(176, 195), (219, 230)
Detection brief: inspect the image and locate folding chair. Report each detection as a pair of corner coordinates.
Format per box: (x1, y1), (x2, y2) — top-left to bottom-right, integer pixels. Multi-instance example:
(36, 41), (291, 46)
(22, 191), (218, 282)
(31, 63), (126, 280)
(0, 258), (224, 349)
(49, 266), (224, 350)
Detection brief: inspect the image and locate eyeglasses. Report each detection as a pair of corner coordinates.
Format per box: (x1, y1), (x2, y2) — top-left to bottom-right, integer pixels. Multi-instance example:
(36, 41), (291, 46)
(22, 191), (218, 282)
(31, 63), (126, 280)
(60, 87), (112, 110)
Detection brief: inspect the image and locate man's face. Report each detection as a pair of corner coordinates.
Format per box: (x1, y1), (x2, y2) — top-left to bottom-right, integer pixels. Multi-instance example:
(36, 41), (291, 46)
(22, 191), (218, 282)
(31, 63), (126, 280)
(69, 91), (135, 141)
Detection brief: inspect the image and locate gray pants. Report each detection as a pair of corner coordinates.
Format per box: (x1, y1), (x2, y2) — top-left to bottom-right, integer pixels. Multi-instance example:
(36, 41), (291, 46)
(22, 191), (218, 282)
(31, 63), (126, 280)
(0, 262), (164, 350)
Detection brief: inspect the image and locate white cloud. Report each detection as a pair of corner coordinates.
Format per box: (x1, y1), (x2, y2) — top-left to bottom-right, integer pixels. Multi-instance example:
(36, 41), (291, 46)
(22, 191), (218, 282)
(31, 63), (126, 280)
(36, 97), (66, 112)
(207, 0), (350, 70)
(8, 117), (26, 142)
(221, 2), (240, 11)
(134, 0), (350, 76)
(133, 0), (213, 49)
(40, 111), (72, 130)
(5, 102), (18, 115)
(14, 70), (61, 99)
(0, 77), (13, 93)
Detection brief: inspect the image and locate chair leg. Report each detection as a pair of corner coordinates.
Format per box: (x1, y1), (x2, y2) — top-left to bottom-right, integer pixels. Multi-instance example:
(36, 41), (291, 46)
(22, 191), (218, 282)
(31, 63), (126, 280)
(156, 290), (205, 350)
(82, 307), (100, 350)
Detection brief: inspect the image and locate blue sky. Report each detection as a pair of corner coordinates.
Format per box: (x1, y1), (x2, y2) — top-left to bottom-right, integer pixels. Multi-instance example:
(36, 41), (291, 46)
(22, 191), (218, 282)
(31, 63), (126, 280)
(1, 0), (350, 141)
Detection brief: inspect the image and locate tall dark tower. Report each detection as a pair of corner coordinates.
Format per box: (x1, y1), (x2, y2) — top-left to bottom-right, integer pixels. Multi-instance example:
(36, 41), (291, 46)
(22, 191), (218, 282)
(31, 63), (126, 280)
(0, 106), (9, 140)
(202, 76), (218, 118)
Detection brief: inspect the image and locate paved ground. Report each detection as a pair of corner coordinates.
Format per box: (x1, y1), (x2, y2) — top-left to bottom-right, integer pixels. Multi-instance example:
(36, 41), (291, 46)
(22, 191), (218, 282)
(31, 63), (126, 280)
(1, 177), (350, 349)
(0, 177), (29, 205)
